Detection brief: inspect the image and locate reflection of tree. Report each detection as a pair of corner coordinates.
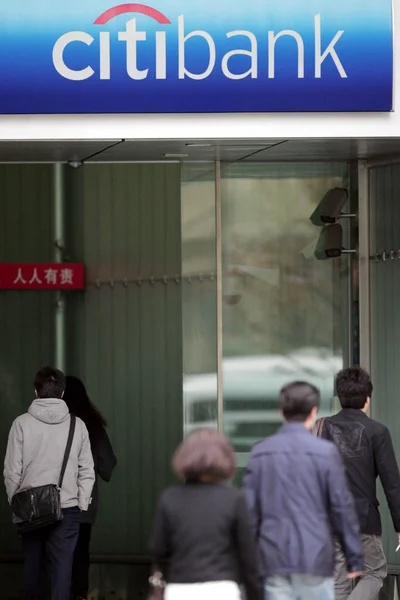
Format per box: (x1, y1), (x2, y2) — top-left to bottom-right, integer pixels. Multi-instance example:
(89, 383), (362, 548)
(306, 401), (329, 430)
(222, 230), (345, 357)
(182, 173), (348, 373)
(182, 280), (217, 375)
(219, 173), (349, 358)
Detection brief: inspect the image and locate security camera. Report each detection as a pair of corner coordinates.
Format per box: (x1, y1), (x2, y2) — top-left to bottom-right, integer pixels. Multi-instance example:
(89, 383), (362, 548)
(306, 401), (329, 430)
(310, 188), (348, 226)
(314, 223), (343, 260)
(67, 160), (84, 169)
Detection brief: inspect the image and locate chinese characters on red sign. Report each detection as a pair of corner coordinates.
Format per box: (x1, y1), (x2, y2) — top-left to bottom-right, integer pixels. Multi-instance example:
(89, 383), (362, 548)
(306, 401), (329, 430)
(0, 264), (85, 290)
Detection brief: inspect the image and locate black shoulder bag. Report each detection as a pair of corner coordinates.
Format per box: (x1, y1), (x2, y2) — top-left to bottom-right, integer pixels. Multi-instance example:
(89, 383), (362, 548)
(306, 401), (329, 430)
(11, 414), (76, 533)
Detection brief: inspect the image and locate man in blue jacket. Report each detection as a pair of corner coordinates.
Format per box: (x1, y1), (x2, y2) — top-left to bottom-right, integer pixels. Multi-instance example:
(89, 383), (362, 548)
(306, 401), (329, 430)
(243, 381), (363, 600)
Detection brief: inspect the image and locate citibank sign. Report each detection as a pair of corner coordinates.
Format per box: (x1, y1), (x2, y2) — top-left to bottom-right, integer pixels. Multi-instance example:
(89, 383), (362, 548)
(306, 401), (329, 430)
(52, 4), (346, 82)
(0, 0), (394, 113)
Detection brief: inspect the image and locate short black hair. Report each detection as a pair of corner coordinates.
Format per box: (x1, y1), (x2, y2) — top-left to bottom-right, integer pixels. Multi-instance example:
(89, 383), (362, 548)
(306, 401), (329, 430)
(34, 367), (66, 399)
(279, 381), (321, 422)
(336, 367), (372, 409)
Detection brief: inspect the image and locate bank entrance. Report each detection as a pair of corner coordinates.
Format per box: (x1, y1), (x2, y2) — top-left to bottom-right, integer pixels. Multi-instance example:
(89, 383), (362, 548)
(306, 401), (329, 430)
(0, 138), (399, 598)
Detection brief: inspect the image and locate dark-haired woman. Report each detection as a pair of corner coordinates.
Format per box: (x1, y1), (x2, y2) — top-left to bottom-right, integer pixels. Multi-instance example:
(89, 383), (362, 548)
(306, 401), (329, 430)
(148, 428), (262, 600)
(64, 376), (117, 600)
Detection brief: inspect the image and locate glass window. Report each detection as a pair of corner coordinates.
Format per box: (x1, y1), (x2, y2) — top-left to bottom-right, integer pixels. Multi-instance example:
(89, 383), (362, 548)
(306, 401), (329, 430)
(220, 162), (350, 480)
(181, 163), (218, 434)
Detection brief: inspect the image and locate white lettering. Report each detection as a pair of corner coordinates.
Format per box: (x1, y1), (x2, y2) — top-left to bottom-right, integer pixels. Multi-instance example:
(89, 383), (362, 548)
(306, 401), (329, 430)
(268, 30), (304, 78)
(60, 269), (74, 285)
(99, 32), (110, 80)
(52, 32), (95, 81)
(44, 269), (58, 285)
(13, 268), (26, 285)
(314, 14), (346, 78)
(156, 31), (167, 79)
(118, 18), (148, 80)
(222, 31), (257, 80)
(52, 14), (347, 83)
(29, 268), (42, 285)
(178, 15), (216, 80)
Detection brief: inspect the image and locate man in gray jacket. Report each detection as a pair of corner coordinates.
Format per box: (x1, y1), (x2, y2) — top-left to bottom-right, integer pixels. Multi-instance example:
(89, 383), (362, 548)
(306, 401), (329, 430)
(4, 366), (95, 600)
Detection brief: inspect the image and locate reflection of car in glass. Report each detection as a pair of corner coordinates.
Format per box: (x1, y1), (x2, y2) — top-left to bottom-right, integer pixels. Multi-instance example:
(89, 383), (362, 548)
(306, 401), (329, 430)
(183, 349), (343, 452)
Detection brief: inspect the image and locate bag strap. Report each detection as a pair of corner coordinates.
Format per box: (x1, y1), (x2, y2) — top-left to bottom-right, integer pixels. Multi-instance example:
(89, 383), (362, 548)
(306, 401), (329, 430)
(58, 415), (76, 489)
(313, 416), (326, 437)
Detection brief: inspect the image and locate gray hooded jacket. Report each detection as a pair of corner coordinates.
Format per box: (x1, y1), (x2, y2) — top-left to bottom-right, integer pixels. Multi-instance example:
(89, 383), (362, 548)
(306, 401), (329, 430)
(4, 398), (95, 511)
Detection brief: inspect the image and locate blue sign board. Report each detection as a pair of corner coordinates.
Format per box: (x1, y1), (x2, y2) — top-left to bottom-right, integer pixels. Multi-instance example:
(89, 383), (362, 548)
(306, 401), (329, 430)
(0, 0), (393, 113)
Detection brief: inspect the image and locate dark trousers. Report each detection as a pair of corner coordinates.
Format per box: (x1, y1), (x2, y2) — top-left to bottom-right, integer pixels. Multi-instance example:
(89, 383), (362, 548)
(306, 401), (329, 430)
(22, 507), (81, 600)
(71, 524), (92, 599)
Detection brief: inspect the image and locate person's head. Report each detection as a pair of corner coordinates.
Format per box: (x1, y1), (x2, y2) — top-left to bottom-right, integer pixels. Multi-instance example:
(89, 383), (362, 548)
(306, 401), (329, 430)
(335, 367), (372, 411)
(34, 367), (66, 399)
(279, 381), (321, 428)
(63, 376), (107, 431)
(172, 428), (236, 483)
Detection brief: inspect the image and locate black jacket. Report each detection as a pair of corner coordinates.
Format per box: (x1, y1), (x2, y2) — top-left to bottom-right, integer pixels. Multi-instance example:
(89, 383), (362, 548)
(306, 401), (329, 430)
(320, 409), (400, 535)
(148, 482), (263, 600)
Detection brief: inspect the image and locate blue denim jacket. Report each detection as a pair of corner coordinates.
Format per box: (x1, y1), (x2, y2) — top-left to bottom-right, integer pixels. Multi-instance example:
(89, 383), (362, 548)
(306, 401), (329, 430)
(243, 423), (364, 578)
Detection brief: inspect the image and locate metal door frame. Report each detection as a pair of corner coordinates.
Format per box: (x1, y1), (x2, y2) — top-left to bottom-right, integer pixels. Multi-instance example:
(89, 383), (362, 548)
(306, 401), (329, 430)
(358, 155), (400, 375)
(358, 160), (371, 373)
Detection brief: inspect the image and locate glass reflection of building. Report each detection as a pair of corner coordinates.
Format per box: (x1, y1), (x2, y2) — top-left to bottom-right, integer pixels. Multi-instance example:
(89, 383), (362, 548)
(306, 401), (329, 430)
(182, 162), (351, 480)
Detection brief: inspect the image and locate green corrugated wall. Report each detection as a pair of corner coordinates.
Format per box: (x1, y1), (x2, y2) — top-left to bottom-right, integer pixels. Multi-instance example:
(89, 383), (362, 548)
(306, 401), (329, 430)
(0, 163), (183, 598)
(370, 164), (400, 567)
(0, 165), (54, 557)
(65, 164), (183, 556)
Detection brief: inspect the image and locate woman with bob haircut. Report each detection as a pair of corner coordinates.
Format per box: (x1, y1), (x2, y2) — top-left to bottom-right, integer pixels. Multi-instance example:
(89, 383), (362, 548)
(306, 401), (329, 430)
(148, 428), (262, 600)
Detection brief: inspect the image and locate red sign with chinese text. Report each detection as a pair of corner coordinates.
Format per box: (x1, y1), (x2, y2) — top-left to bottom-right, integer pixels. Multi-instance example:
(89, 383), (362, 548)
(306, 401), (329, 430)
(0, 264), (85, 290)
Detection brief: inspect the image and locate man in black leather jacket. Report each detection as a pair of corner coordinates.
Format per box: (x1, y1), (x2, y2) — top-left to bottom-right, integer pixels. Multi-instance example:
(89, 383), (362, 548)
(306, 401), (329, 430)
(318, 367), (400, 600)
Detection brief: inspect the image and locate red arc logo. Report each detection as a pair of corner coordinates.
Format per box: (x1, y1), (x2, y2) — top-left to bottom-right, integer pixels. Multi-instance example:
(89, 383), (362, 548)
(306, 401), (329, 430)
(94, 3), (171, 25)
